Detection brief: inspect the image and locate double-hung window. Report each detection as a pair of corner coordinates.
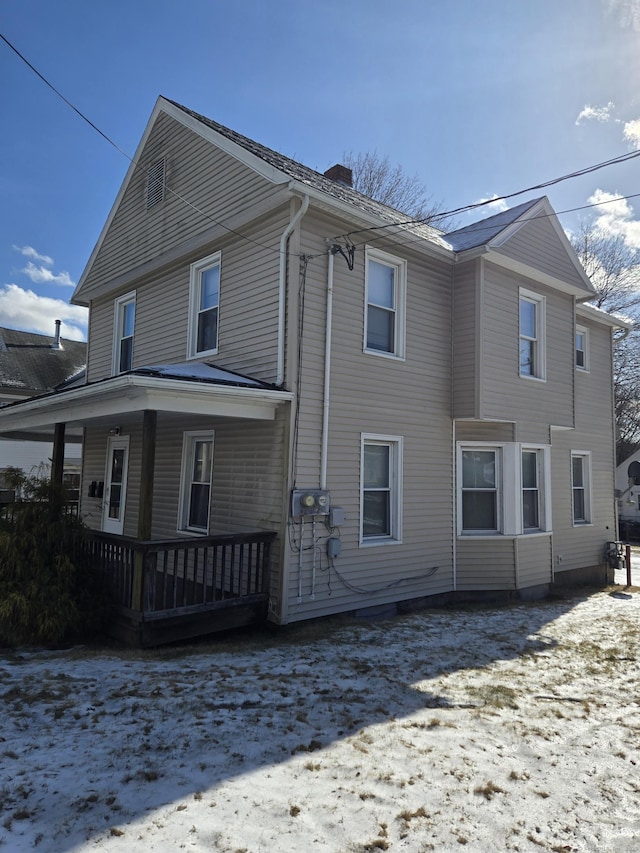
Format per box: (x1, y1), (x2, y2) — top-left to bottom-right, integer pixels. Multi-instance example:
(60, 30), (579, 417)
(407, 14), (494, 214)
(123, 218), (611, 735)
(571, 451), (592, 525)
(461, 448), (500, 533)
(179, 431), (214, 533)
(522, 449), (542, 531)
(360, 435), (403, 544)
(519, 289), (546, 379)
(364, 248), (406, 358)
(575, 325), (589, 371)
(188, 252), (221, 358)
(112, 291), (135, 374)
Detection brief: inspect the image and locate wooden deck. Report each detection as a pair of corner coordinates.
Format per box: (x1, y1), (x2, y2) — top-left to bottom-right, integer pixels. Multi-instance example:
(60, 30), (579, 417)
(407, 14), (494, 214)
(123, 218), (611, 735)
(83, 530), (276, 646)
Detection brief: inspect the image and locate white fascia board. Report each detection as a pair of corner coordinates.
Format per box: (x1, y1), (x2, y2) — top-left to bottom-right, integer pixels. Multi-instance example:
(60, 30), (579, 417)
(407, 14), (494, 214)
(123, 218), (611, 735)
(576, 302), (633, 330)
(287, 182), (454, 260)
(0, 375), (293, 434)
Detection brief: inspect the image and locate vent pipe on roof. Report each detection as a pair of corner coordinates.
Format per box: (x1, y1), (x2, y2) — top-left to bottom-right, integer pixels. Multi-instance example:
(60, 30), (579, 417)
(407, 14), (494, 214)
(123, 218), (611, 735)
(51, 319), (63, 350)
(323, 164), (353, 187)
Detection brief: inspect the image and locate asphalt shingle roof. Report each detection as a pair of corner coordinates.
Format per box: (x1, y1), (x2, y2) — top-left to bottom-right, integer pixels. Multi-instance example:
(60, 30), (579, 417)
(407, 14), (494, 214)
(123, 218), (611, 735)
(0, 327), (86, 397)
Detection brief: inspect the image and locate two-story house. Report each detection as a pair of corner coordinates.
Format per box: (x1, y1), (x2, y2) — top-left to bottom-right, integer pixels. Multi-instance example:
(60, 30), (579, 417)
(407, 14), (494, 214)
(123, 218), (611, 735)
(0, 97), (624, 642)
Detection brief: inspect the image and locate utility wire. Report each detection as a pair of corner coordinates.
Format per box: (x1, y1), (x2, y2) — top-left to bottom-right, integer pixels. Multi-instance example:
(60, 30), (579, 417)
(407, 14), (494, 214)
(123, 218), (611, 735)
(3, 28), (639, 264)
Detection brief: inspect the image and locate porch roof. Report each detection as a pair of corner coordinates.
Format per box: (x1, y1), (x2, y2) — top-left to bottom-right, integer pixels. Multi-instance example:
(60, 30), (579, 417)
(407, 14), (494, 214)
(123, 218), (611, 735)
(0, 363), (293, 439)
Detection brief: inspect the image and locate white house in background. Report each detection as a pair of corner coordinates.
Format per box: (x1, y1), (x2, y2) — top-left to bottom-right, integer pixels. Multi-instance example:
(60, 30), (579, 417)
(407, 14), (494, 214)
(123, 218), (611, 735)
(0, 98), (628, 640)
(615, 449), (640, 528)
(0, 324), (86, 486)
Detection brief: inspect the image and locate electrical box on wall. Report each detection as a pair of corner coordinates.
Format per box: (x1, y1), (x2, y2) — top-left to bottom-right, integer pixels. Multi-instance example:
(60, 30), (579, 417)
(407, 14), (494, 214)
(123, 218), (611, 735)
(291, 489), (330, 517)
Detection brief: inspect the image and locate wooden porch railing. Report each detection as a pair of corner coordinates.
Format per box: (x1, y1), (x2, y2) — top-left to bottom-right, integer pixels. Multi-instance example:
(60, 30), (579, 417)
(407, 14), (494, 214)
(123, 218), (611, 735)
(82, 530), (276, 618)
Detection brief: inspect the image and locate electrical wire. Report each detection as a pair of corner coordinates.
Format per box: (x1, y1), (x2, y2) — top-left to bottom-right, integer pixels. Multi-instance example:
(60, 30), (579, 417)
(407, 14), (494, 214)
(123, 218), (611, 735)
(328, 560), (439, 595)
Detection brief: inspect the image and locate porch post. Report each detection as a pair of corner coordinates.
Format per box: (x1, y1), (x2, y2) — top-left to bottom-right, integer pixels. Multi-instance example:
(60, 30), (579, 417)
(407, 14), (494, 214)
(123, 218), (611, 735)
(132, 409), (157, 611)
(51, 423), (65, 484)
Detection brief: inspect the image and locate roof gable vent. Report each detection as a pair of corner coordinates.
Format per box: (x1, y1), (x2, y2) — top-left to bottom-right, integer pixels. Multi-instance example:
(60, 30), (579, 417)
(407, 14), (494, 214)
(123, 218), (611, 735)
(146, 157), (166, 210)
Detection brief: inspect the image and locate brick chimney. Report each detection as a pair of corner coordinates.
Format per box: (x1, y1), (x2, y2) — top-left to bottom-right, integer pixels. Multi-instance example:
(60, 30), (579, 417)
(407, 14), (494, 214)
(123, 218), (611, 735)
(323, 163), (353, 187)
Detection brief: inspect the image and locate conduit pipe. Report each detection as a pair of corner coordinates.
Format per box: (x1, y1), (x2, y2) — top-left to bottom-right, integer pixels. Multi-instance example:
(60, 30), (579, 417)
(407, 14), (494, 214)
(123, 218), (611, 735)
(277, 194), (310, 386)
(320, 248), (335, 490)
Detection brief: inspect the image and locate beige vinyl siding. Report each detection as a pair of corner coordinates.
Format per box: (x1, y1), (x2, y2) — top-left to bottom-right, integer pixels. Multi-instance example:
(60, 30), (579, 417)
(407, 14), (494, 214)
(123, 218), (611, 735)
(453, 260), (479, 419)
(480, 264), (574, 431)
(494, 216), (591, 293)
(456, 538), (516, 590)
(283, 215), (454, 622)
(83, 114), (279, 295)
(87, 210), (290, 383)
(551, 319), (616, 575)
(515, 535), (552, 588)
(455, 421), (515, 443)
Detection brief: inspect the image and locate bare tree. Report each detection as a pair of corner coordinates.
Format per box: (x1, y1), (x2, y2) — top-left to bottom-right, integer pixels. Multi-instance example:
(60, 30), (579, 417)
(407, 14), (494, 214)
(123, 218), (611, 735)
(572, 222), (640, 462)
(342, 150), (451, 226)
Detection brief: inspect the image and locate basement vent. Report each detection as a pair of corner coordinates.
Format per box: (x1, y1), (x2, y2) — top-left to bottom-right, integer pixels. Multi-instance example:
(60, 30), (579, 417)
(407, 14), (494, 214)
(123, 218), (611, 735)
(146, 157), (166, 210)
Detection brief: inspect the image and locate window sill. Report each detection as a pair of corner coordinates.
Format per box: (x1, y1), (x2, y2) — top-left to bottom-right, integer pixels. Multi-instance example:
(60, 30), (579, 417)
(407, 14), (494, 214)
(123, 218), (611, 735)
(519, 373), (546, 383)
(363, 348), (406, 362)
(187, 349), (218, 361)
(176, 527), (210, 538)
(458, 531), (552, 540)
(360, 537), (403, 548)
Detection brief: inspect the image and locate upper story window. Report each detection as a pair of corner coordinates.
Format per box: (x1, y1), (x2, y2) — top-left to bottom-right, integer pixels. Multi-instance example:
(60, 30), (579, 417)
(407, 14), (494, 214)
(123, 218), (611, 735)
(146, 158), (166, 210)
(179, 431), (214, 533)
(571, 451), (592, 525)
(575, 325), (589, 371)
(112, 291), (135, 374)
(360, 434), (403, 544)
(364, 247), (406, 359)
(519, 288), (546, 380)
(188, 252), (220, 358)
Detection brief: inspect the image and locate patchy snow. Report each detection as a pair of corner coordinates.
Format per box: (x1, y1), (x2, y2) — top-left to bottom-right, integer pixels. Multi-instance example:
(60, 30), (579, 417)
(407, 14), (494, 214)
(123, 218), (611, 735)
(1, 586), (639, 853)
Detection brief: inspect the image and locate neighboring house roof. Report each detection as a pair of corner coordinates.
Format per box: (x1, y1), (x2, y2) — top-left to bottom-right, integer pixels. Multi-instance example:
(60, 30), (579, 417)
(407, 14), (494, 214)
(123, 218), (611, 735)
(0, 327), (87, 400)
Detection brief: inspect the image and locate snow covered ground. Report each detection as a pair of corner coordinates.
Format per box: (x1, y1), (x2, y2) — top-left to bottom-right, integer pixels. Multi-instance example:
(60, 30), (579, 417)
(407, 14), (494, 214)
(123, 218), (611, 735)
(1, 581), (639, 852)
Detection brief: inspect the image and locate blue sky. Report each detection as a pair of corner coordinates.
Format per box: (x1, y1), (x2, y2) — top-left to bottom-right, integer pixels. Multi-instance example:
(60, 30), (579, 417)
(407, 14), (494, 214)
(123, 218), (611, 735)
(1, 0), (639, 341)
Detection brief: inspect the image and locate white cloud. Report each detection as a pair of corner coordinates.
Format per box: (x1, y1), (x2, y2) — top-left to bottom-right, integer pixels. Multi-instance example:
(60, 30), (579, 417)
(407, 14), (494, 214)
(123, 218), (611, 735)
(603, 0), (640, 30)
(0, 284), (87, 340)
(474, 195), (509, 215)
(588, 188), (640, 248)
(20, 261), (75, 288)
(575, 102), (615, 125)
(11, 244), (54, 266)
(623, 119), (640, 149)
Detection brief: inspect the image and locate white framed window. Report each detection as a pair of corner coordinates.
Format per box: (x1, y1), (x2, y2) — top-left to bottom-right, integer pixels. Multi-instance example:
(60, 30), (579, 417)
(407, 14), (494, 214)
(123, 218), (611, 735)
(364, 247), (406, 359)
(575, 324), (589, 372)
(178, 431), (214, 533)
(571, 451), (592, 525)
(519, 288), (546, 380)
(460, 446), (501, 533)
(457, 443), (551, 536)
(188, 252), (221, 358)
(112, 291), (136, 375)
(360, 434), (403, 544)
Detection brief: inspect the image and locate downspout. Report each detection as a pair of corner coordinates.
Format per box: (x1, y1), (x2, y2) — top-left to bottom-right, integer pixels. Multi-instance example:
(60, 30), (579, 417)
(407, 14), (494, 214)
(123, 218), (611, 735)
(320, 248), (335, 490)
(277, 194), (310, 386)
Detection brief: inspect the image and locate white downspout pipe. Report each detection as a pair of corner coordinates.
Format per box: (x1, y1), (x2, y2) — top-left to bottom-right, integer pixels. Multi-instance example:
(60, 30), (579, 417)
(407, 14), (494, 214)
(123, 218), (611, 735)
(320, 248), (335, 490)
(277, 194), (310, 386)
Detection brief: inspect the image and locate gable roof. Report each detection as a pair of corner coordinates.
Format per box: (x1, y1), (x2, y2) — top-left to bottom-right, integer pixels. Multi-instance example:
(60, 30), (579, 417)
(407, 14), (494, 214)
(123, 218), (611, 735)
(0, 327), (87, 399)
(74, 97), (449, 299)
(444, 198), (543, 251)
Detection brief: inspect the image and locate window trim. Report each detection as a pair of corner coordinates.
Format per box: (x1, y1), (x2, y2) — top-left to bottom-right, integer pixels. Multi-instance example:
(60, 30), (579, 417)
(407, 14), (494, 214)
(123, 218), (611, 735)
(519, 288), (546, 381)
(178, 430), (214, 535)
(360, 433), (403, 546)
(363, 247), (407, 360)
(571, 450), (592, 526)
(575, 324), (590, 372)
(456, 442), (552, 537)
(112, 291), (136, 375)
(187, 251), (221, 359)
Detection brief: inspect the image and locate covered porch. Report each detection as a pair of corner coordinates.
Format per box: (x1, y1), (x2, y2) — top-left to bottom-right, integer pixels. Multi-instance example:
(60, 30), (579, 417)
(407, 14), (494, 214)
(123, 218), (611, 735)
(0, 363), (292, 645)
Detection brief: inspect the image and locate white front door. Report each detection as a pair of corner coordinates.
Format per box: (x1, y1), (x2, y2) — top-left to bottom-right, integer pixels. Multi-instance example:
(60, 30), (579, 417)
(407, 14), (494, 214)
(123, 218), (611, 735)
(102, 435), (129, 535)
